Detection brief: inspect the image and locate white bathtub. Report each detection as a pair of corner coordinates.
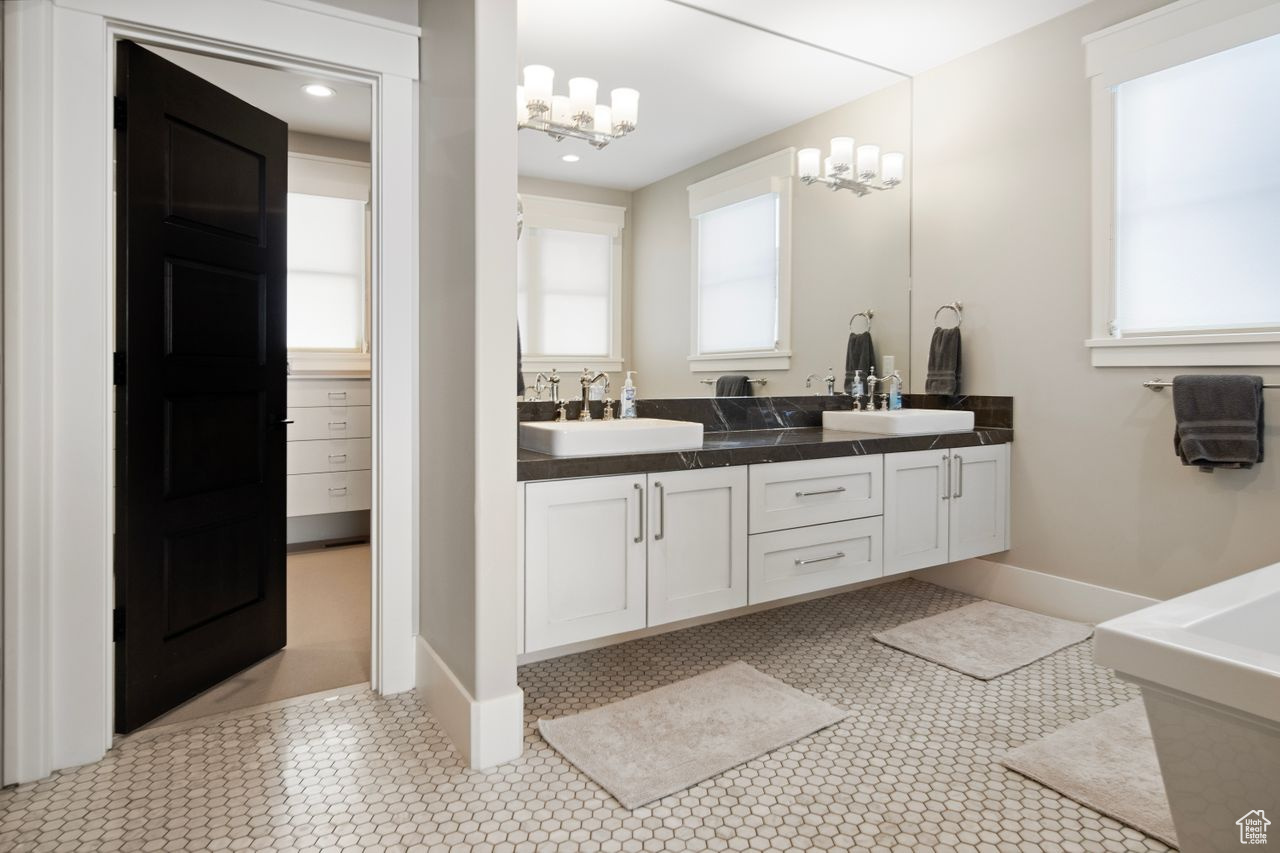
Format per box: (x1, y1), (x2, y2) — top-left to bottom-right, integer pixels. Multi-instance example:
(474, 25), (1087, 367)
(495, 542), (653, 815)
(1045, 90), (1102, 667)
(1096, 563), (1280, 852)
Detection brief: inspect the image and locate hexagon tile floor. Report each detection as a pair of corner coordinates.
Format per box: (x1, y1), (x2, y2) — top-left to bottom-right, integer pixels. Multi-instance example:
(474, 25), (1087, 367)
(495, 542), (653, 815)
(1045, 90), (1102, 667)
(0, 578), (1172, 852)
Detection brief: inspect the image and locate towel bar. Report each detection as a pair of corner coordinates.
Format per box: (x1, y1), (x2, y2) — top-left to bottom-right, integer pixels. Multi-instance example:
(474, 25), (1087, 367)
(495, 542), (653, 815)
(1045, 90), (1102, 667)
(699, 377), (768, 386)
(1143, 377), (1280, 392)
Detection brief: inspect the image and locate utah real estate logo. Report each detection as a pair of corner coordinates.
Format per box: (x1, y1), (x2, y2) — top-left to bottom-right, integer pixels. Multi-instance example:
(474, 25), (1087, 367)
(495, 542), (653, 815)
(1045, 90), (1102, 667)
(1238, 810), (1270, 845)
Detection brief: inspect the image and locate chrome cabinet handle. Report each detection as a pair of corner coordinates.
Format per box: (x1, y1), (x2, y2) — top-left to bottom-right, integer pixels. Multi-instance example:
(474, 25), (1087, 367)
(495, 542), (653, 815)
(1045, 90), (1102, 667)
(328, 421), (348, 429)
(328, 486), (348, 496)
(941, 453), (950, 501)
(795, 552), (845, 567)
(328, 391), (347, 400)
(954, 454), (964, 499)
(795, 486), (846, 498)
(654, 481), (665, 541)
(329, 454), (348, 463)
(633, 483), (645, 543)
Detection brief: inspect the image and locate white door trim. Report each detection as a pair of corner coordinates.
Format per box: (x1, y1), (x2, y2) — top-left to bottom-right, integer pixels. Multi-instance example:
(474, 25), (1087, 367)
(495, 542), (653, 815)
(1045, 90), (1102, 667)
(2, 0), (420, 784)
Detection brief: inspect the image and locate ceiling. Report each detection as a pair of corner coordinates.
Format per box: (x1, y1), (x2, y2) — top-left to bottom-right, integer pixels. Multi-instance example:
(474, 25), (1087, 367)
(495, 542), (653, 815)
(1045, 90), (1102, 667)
(149, 46), (372, 142)
(518, 0), (1094, 191)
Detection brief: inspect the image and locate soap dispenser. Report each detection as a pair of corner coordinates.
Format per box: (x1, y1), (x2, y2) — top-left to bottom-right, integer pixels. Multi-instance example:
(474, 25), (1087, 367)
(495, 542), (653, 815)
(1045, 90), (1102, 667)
(621, 371), (639, 419)
(889, 371), (904, 410)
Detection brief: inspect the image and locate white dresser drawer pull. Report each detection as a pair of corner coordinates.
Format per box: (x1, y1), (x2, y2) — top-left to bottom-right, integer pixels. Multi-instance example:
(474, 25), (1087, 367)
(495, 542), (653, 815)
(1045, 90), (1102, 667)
(794, 552), (845, 567)
(328, 454), (348, 463)
(328, 486), (348, 496)
(328, 421), (348, 429)
(795, 486), (846, 498)
(327, 391), (347, 400)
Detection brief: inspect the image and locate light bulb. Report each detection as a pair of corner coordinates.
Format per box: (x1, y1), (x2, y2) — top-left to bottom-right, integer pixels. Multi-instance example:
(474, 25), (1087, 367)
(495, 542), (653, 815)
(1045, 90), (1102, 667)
(550, 95), (571, 126)
(798, 148), (821, 180)
(568, 77), (598, 125)
(522, 65), (553, 113)
(829, 137), (854, 173)
(594, 104), (613, 134)
(610, 88), (639, 130)
(857, 144), (880, 180)
(302, 83), (336, 98)
(882, 152), (905, 185)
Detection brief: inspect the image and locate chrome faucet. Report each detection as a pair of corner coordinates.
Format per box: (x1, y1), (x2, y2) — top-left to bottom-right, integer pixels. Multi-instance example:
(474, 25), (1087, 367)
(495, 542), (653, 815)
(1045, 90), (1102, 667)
(579, 369), (610, 421)
(805, 368), (837, 396)
(533, 369), (561, 403)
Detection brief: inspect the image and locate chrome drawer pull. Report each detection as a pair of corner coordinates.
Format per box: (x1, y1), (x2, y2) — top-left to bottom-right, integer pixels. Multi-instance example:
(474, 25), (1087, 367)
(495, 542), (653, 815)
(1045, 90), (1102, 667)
(328, 487), (348, 496)
(328, 421), (348, 428)
(795, 486), (846, 498)
(795, 552), (845, 567)
(327, 391), (347, 400)
(329, 454), (348, 463)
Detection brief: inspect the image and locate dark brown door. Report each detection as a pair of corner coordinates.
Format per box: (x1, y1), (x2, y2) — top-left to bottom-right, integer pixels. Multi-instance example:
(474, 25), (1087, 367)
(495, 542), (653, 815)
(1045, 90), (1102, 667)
(114, 41), (288, 732)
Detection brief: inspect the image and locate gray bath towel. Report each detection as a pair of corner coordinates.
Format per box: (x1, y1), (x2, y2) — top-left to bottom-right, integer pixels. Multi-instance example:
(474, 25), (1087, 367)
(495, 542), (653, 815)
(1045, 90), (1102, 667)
(715, 375), (752, 397)
(925, 326), (962, 395)
(843, 332), (876, 395)
(1173, 375), (1264, 471)
(516, 323), (525, 396)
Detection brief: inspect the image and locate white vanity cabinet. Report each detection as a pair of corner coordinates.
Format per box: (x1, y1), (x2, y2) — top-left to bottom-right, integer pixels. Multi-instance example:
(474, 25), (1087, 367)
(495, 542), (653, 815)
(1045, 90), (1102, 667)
(883, 445), (1009, 575)
(525, 474), (649, 651)
(286, 377), (373, 522)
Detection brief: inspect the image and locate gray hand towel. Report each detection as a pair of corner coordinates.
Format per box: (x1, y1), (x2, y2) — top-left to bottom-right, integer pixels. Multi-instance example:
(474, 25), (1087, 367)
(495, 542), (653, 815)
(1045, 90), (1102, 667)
(516, 323), (526, 396)
(1173, 375), (1264, 471)
(843, 332), (876, 394)
(715, 375), (751, 397)
(925, 326), (962, 395)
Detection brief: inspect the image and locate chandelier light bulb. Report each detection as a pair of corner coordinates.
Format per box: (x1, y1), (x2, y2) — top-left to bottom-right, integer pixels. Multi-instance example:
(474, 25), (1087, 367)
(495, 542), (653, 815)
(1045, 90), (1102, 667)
(550, 95), (572, 126)
(523, 64), (554, 112)
(797, 148), (821, 181)
(610, 88), (639, 130)
(882, 152), (905, 185)
(568, 77), (598, 125)
(857, 144), (880, 181)
(829, 137), (854, 174)
(593, 104), (613, 134)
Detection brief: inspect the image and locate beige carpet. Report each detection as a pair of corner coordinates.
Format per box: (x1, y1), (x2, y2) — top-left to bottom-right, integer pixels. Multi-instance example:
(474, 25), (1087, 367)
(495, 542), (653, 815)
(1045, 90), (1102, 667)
(538, 661), (848, 810)
(873, 600), (1093, 679)
(1001, 700), (1178, 848)
(147, 544), (371, 728)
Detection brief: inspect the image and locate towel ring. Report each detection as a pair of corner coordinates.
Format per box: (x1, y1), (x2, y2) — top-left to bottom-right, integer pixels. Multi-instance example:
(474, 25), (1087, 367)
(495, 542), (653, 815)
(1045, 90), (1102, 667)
(934, 301), (963, 328)
(848, 310), (874, 334)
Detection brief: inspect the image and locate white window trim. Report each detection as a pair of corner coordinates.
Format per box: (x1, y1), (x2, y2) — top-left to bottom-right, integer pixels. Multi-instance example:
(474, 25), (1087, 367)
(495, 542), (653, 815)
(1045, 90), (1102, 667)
(1084, 0), (1280, 366)
(687, 148), (794, 373)
(518, 194), (625, 374)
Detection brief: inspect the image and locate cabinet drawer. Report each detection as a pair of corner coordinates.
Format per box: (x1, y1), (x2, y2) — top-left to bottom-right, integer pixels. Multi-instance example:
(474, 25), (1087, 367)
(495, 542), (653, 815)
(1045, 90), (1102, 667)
(748, 456), (883, 533)
(748, 517), (882, 604)
(286, 405), (371, 441)
(287, 438), (372, 475)
(287, 470), (372, 517)
(287, 379), (371, 408)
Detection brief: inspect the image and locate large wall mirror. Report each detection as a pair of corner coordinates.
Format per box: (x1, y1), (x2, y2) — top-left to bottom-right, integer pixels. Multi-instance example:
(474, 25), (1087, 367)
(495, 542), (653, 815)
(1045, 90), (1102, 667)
(517, 0), (911, 399)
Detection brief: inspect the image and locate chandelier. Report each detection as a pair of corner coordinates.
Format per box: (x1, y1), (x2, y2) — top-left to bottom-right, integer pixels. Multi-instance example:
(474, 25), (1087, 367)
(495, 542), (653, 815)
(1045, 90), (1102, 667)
(798, 138), (904, 196)
(517, 65), (639, 149)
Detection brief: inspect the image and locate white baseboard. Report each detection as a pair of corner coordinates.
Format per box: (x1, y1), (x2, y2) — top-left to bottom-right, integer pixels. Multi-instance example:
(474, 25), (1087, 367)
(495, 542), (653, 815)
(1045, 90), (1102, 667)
(913, 558), (1159, 624)
(414, 636), (524, 770)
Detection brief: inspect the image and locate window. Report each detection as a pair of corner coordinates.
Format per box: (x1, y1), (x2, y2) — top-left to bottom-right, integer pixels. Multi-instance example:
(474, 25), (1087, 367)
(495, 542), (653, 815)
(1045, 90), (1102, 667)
(517, 195), (624, 373)
(287, 193), (366, 351)
(688, 149), (793, 372)
(1085, 5), (1280, 366)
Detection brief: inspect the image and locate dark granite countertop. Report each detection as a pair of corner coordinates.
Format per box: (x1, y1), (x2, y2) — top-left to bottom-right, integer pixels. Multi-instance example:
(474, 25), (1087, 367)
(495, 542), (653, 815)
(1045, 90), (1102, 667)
(517, 424), (1013, 482)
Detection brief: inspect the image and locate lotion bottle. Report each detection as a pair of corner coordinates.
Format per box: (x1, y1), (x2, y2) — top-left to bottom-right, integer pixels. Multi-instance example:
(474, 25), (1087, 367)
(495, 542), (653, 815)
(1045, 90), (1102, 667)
(621, 371), (639, 418)
(889, 370), (904, 410)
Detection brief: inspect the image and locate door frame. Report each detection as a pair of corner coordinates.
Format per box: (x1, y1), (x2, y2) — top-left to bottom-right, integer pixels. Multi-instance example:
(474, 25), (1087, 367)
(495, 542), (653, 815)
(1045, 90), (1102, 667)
(3, 0), (420, 784)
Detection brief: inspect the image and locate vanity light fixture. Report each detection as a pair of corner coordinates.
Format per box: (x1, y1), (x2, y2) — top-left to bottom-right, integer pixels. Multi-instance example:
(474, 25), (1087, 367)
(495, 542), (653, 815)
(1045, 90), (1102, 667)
(301, 83), (336, 98)
(798, 139), (904, 196)
(518, 64), (638, 149)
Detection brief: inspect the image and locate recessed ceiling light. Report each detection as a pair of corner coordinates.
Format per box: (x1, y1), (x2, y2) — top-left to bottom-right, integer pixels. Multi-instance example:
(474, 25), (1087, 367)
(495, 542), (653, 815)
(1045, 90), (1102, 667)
(302, 83), (336, 98)
(561, 154), (580, 163)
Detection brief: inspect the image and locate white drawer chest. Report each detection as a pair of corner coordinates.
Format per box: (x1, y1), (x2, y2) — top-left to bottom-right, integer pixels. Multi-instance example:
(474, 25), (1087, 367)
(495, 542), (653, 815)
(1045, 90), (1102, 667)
(286, 377), (372, 526)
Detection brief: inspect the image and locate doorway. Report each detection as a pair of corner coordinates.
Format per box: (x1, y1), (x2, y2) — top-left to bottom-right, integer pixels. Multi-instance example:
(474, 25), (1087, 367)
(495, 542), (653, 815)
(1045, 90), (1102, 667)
(115, 41), (377, 731)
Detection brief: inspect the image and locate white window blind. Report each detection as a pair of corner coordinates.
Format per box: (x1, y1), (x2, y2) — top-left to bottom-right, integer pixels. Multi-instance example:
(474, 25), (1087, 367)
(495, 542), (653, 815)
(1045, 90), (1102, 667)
(1113, 32), (1280, 335)
(695, 193), (780, 353)
(287, 192), (366, 351)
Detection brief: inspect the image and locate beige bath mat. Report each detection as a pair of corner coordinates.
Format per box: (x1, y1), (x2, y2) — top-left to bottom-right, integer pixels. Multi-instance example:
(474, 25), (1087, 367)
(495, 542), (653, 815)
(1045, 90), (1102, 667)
(538, 661), (847, 809)
(873, 600), (1093, 679)
(1000, 700), (1177, 848)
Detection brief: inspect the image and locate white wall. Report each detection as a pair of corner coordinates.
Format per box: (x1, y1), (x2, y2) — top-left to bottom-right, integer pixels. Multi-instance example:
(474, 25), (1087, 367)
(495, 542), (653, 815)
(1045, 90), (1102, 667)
(911, 0), (1280, 600)
(313, 0), (418, 26)
(630, 82), (912, 398)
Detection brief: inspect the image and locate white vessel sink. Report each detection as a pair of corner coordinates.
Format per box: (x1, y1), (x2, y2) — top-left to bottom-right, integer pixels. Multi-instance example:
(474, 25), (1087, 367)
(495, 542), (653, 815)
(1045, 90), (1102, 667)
(519, 418), (704, 457)
(823, 408), (975, 435)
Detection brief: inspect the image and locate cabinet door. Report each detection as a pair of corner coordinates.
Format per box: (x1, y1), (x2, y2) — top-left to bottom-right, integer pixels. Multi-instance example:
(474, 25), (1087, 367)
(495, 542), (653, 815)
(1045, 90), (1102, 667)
(948, 444), (1010, 561)
(647, 468), (748, 626)
(883, 449), (950, 575)
(525, 474), (647, 652)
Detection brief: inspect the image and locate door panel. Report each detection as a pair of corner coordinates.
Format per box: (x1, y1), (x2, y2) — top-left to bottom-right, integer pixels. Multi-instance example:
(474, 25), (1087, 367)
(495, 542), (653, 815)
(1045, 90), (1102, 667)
(115, 41), (288, 732)
(948, 445), (1010, 562)
(883, 450), (950, 575)
(525, 475), (647, 652)
(647, 468), (748, 626)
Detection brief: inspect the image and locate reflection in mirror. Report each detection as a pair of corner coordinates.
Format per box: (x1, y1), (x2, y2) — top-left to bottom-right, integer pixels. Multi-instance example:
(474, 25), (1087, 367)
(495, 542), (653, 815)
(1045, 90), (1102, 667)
(516, 0), (911, 400)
